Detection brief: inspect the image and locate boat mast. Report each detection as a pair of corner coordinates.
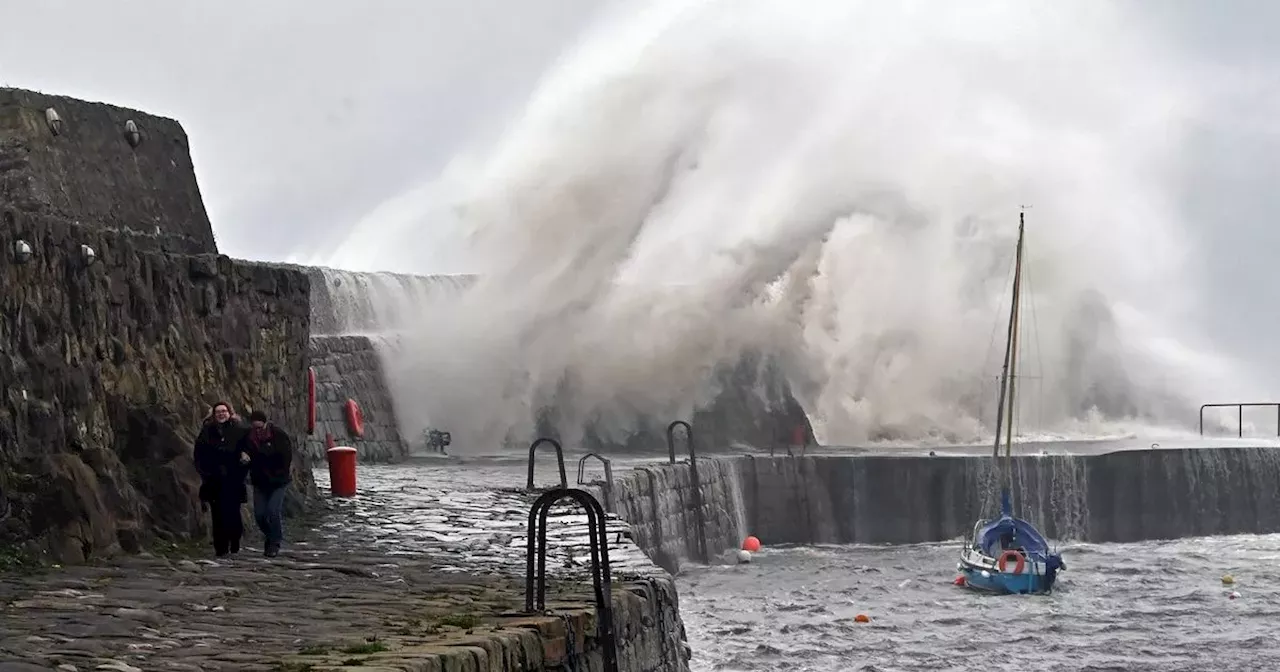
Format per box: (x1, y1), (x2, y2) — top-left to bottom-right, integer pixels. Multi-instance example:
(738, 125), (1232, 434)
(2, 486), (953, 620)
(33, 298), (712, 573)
(989, 212), (1026, 508)
(1005, 221), (1024, 464)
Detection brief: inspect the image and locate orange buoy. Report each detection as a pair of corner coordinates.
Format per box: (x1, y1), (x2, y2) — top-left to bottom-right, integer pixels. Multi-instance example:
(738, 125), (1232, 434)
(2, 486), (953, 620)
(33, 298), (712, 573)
(953, 576), (966, 586)
(306, 367), (317, 435)
(344, 399), (365, 438)
(742, 536), (762, 552)
(854, 614), (870, 623)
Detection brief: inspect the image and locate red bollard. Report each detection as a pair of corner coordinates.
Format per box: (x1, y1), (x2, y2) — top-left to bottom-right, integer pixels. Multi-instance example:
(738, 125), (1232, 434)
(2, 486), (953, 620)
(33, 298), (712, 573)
(326, 446), (358, 497)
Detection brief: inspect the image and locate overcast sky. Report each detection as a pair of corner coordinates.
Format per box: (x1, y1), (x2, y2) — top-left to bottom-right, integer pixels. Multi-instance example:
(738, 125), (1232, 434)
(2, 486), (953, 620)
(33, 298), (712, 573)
(3, 1), (1280, 373)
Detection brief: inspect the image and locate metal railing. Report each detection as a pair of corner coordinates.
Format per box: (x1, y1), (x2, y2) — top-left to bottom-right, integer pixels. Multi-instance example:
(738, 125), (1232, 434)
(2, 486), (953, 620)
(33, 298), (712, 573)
(666, 420), (708, 563)
(576, 452), (614, 487)
(1198, 402), (1280, 437)
(665, 420), (690, 465)
(526, 437), (568, 490)
(525, 487), (618, 672)
(577, 452), (615, 511)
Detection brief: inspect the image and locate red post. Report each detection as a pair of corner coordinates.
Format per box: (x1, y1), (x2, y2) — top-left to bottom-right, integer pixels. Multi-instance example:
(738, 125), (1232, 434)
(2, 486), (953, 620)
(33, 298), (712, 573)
(326, 446), (358, 497)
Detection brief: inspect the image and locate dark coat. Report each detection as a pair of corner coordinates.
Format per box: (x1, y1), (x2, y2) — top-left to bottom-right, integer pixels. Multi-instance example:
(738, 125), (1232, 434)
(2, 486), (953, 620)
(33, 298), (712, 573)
(242, 423), (294, 492)
(194, 419), (249, 503)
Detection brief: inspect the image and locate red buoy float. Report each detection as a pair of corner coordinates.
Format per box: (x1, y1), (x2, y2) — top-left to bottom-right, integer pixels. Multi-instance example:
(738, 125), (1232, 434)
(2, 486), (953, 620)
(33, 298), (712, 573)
(997, 550), (1027, 575)
(344, 399), (364, 438)
(306, 367), (317, 435)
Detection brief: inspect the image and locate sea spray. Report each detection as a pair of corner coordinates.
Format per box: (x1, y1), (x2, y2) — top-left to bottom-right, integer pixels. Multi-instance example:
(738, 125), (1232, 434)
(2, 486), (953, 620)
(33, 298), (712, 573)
(322, 1), (1256, 450)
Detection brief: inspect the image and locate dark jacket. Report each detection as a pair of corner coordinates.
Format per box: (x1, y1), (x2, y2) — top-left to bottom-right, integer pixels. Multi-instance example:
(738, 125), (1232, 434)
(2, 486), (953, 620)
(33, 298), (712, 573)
(194, 419), (249, 503)
(242, 423), (294, 491)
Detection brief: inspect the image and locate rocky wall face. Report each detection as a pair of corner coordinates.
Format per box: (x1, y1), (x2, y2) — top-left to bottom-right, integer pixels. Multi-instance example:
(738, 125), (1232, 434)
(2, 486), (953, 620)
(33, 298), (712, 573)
(0, 218), (314, 563)
(306, 335), (408, 462)
(0, 89), (216, 254)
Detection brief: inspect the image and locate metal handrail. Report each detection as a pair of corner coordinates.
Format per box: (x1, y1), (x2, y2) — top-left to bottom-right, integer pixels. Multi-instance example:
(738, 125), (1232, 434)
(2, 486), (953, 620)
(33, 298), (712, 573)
(1198, 402), (1280, 437)
(526, 437), (568, 490)
(665, 420), (690, 465)
(576, 452), (614, 488)
(524, 487), (618, 672)
(666, 419), (708, 563)
(577, 452), (616, 511)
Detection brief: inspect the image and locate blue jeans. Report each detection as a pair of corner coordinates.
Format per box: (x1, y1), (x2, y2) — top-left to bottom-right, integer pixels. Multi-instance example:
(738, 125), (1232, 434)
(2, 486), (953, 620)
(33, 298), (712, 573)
(253, 486), (287, 548)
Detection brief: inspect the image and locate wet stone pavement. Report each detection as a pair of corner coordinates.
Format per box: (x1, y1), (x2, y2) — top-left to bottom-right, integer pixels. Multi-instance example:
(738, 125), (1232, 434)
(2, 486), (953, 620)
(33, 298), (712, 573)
(310, 461), (665, 579)
(0, 461), (674, 671)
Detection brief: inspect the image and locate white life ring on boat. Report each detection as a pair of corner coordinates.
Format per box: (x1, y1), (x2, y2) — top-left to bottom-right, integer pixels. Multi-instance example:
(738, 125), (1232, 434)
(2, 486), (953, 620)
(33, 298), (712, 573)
(997, 550), (1027, 575)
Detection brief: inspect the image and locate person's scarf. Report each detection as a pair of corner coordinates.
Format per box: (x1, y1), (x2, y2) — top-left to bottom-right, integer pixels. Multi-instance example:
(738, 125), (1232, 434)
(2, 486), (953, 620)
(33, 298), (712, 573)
(250, 425), (272, 448)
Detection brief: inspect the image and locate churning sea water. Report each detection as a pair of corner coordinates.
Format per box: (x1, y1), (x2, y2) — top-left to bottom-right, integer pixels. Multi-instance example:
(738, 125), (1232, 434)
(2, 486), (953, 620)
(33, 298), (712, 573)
(679, 536), (1280, 672)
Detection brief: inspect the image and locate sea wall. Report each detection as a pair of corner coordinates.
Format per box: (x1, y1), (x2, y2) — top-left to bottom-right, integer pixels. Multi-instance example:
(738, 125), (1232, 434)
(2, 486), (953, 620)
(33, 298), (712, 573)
(0, 89), (315, 563)
(306, 266), (474, 335)
(0, 88), (216, 252)
(602, 447), (1280, 566)
(302, 264), (816, 460)
(607, 460), (747, 572)
(305, 334), (407, 462)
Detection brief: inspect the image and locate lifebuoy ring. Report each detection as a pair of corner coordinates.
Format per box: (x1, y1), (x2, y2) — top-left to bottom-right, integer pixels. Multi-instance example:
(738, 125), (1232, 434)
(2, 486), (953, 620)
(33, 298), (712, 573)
(997, 550), (1027, 575)
(306, 367), (317, 435)
(344, 399), (364, 438)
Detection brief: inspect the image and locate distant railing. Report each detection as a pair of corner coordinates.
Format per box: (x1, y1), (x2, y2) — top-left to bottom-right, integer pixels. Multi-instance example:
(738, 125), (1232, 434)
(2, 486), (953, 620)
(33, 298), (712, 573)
(666, 420), (708, 563)
(1198, 402), (1280, 437)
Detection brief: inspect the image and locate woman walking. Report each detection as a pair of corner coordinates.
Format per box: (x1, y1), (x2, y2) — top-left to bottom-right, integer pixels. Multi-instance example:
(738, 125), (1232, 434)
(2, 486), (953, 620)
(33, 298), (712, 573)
(194, 402), (250, 557)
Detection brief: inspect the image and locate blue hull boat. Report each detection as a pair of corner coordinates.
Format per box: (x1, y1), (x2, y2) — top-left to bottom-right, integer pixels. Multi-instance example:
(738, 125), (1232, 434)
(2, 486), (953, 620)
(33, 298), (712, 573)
(957, 492), (1064, 595)
(956, 212), (1065, 596)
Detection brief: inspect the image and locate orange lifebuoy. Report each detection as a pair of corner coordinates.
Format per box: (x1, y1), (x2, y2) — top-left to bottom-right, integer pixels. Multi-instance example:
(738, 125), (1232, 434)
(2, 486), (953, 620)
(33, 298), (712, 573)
(344, 399), (364, 438)
(306, 367), (317, 435)
(997, 550), (1027, 575)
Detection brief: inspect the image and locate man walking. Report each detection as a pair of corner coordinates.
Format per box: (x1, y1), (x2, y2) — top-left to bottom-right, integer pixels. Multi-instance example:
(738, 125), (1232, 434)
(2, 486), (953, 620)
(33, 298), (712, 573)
(242, 409), (294, 557)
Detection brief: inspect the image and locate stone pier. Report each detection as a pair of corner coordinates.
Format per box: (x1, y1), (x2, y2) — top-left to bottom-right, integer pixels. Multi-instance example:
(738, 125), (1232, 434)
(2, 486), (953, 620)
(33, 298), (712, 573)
(0, 463), (691, 672)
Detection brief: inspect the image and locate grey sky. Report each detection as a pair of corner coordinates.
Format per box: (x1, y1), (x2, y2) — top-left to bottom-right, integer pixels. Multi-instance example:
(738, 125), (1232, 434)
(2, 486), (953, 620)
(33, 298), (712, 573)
(2, 1), (1279, 377)
(1, 0), (611, 266)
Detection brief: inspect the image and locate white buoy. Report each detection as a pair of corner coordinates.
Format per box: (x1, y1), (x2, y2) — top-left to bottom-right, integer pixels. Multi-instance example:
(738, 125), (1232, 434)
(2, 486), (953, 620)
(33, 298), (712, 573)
(45, 108), (63, 136)
(124, 119), (141, 148)
(12, 239), (33, 264)
(736, 549), (752, 564)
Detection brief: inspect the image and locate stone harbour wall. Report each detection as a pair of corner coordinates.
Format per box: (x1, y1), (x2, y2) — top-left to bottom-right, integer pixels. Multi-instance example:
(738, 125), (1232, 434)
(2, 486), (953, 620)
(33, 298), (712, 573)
(0, 88), (217, 252)
(605, 460), (747, 573)
(306, 334), (408, 462)
(0, 89), (316, 564)
(601, 448), (1280, 567)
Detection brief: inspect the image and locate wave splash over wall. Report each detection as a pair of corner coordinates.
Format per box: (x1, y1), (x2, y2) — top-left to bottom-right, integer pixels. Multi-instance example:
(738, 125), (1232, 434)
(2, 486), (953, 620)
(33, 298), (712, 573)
(347, 1), (1255, 450)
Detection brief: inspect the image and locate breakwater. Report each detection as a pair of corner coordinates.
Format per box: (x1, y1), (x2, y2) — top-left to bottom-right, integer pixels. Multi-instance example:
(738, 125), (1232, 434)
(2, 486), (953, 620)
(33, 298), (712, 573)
(0, 88), (317, 562)
(601, 447), (1280, 567)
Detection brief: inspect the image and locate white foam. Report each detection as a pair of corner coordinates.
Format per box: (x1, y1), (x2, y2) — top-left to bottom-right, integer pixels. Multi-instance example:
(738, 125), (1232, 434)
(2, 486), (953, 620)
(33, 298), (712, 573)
(317, 1), (1259, 450)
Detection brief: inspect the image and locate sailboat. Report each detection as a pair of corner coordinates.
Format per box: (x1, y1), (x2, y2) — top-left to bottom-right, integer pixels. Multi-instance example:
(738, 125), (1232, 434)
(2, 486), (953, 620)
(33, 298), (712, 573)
(956, 212), (1066, 595)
